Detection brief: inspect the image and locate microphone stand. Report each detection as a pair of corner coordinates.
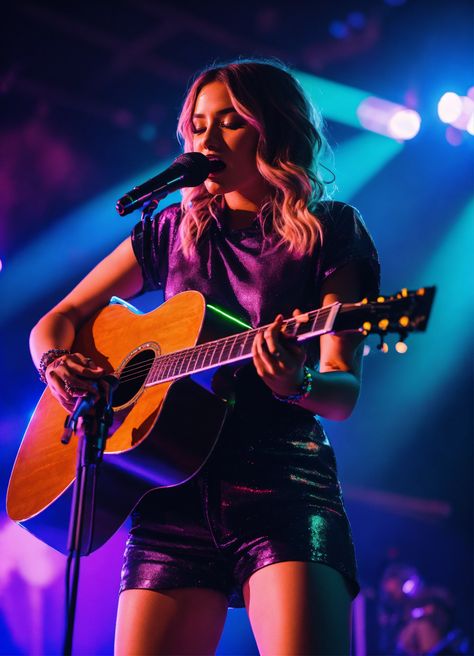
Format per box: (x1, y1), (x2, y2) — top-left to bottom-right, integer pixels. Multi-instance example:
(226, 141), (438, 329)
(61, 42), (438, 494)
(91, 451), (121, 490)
(60, 197), (160, 655)
(61, 377), (118, 656)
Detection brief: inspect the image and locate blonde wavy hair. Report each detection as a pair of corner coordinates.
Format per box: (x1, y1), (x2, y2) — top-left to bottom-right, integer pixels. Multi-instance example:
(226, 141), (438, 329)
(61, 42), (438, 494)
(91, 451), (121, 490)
(177, 59), (331, 257)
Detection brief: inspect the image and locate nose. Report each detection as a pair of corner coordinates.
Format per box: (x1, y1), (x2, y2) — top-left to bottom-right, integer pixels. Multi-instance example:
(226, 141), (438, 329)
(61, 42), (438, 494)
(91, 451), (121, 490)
(195, 124), (222, 153)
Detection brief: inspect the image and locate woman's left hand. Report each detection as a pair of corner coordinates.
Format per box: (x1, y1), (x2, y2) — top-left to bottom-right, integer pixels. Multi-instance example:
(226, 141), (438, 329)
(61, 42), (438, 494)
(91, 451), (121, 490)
(252, 310), (308, 397)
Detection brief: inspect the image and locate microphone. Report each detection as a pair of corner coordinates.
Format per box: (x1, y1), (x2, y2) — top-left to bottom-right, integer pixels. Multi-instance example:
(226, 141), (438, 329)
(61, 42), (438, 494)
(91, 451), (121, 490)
(116, 152), (225, 216)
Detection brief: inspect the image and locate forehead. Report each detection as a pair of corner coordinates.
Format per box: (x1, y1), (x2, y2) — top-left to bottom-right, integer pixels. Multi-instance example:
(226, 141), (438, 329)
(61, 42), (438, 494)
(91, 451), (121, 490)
(193, 81), (235, 115)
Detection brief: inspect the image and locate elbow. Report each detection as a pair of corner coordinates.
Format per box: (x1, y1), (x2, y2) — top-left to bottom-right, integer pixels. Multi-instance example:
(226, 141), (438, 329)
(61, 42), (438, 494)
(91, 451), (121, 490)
(328, 405), (356, 421)
(327, 387), (360, 421)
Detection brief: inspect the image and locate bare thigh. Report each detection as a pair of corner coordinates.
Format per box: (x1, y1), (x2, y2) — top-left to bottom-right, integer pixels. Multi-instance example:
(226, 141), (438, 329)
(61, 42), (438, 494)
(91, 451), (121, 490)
(243, 561), (352, 656)
(115, 588), (228, 656)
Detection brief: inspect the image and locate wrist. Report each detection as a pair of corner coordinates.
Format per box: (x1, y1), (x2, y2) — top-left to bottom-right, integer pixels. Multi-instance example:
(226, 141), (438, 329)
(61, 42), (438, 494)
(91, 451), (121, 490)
(38, 348), (70, 384)
(272, 366), (313, 405)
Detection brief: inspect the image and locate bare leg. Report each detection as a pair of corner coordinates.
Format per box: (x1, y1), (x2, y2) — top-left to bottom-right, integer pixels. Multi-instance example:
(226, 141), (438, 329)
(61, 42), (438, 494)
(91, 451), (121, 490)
(243, 561), (352, 655)
(115, 587), (228, 656)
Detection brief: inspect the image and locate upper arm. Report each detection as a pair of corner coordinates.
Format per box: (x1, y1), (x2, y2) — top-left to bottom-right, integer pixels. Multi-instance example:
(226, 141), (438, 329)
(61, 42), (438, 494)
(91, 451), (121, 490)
(318, 261), (366, 378)
(51, 236), (144, 328)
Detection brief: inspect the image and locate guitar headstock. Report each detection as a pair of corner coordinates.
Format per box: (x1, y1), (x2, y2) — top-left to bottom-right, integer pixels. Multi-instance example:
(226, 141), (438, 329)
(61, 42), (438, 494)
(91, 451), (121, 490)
(335, 286), (436, 352)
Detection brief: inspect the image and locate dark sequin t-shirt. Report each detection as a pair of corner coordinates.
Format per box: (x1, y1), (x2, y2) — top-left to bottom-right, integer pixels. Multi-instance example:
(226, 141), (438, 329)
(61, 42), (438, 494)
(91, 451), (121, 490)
(130, 200), (380, 330)
(127, 200), (380, 605)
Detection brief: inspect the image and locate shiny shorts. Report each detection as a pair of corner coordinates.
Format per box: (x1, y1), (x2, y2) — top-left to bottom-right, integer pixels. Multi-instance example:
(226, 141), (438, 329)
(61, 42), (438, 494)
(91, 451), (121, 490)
(119, 392), (359, 608)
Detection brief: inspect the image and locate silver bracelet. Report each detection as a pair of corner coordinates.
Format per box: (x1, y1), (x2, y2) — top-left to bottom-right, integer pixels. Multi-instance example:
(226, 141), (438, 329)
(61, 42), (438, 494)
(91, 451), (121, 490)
(38, 348), (71, 384)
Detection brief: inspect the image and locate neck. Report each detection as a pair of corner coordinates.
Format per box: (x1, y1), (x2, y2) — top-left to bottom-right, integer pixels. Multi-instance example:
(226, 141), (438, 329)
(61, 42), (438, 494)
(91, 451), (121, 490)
(224, 207), (259, 230)
(223, 183), (271, 230)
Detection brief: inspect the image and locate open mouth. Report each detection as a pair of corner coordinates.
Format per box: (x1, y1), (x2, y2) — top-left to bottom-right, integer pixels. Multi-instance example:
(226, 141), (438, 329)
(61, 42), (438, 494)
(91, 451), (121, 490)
(206, 156), (226, 171)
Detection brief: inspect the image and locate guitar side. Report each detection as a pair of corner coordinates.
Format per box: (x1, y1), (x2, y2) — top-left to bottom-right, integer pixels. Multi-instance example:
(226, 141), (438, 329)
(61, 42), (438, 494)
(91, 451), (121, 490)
(6, 291), (230, 554)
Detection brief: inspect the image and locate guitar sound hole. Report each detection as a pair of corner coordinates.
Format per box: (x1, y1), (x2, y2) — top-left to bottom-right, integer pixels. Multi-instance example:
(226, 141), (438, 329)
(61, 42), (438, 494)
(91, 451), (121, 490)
(113, 349), (155, 407)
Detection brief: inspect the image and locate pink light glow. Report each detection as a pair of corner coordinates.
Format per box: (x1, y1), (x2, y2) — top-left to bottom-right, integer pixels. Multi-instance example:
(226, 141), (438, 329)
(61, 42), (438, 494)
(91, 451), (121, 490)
(357, 96), (421, 140)
(445, 126), (463, 146)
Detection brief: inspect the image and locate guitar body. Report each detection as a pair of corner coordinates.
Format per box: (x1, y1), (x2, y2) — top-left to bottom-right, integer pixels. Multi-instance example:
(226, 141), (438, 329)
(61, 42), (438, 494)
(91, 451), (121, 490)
(7, 291), (236, 554)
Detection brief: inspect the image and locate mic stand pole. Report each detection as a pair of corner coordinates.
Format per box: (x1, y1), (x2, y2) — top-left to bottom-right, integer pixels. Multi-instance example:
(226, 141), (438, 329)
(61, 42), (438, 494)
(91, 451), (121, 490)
(61, 379), (117, 656)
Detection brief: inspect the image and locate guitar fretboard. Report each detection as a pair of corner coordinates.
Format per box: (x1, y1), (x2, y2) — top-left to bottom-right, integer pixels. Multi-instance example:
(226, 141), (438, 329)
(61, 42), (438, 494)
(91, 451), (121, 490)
(145, 302), (340, 387)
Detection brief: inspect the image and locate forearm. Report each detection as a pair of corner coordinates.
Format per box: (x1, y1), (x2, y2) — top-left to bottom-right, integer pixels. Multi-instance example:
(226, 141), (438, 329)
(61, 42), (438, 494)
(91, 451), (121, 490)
(296, 369), (361, 420)
(29, 310), (77, 369)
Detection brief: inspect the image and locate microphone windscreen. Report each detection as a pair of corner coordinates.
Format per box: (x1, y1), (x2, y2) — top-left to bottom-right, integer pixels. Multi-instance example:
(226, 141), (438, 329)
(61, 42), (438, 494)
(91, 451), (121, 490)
(174, 152), (211, 186)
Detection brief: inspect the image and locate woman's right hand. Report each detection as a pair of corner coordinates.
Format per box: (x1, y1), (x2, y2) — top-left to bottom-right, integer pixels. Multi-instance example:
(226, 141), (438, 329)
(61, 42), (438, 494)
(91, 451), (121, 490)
(45, 353), (105, 412)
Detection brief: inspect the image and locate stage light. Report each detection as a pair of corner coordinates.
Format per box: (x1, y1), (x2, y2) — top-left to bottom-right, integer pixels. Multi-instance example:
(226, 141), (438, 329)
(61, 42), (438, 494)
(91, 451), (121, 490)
(438, 92), (463, 123)
(388, 108), (421, 140)
(467, 113), (474, 136)
(439, 92), (474, 134)
(357, 97), (421, 140)
(452, 96), (474, 131)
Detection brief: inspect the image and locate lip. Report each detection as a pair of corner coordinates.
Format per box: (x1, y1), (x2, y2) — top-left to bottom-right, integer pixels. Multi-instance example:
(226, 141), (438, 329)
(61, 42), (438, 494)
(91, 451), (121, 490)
(206, 156), (226, 179)
(208, 169), (224, 178)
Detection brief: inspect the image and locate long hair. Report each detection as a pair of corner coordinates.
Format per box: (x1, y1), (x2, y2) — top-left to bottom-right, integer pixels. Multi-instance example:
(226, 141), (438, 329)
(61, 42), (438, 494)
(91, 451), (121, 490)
(177, 59), (331, 257)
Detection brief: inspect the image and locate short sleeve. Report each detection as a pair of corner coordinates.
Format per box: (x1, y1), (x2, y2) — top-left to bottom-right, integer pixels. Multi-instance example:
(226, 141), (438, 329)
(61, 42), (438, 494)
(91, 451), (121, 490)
(130, 203), (180, 294)
(319, 202), (380, 298)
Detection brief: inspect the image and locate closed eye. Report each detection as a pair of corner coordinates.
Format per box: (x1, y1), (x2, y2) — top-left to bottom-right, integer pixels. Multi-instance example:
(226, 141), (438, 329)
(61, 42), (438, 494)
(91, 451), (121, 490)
(191, 121), (246, 134)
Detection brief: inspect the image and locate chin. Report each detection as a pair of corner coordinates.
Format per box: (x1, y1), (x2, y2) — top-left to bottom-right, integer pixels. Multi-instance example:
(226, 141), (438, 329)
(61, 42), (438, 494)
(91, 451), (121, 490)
(204, 180), (225, 194)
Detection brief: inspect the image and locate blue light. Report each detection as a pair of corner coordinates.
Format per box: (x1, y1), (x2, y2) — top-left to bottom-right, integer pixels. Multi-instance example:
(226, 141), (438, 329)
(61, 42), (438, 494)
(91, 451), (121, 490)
(329, 20), (349, 39)
(138, 123), (158, 141)
(347, 12), (366, 29)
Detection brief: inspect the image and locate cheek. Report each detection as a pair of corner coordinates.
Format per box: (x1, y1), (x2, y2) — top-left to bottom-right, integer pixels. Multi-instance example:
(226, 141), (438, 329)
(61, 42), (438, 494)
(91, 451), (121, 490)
(235, 132), (259, 164)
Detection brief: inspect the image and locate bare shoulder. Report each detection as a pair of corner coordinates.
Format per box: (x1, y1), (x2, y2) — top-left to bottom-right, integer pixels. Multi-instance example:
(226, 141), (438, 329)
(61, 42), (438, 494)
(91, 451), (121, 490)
(52, 236), (144, 328)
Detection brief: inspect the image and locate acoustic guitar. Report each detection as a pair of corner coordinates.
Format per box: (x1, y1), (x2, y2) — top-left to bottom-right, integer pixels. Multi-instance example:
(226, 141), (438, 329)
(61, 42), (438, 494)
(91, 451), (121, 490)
(7, 287), (435, 555)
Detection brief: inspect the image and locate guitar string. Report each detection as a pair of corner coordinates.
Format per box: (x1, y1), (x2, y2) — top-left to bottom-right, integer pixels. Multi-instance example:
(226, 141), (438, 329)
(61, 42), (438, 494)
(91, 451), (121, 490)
(113, 307), (336, 386)
(115, 307), (335, 384)
(115, 308), (333, 382)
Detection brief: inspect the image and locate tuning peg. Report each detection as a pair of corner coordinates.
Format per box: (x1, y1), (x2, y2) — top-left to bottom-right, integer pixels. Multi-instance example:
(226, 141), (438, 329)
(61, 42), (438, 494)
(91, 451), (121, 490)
(395, 332), (408, 354)
(377, 334), (389, 353)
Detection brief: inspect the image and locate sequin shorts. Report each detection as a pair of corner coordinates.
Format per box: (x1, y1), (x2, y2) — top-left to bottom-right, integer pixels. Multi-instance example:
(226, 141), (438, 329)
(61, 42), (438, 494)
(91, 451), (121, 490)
(119, 397), (359, 608)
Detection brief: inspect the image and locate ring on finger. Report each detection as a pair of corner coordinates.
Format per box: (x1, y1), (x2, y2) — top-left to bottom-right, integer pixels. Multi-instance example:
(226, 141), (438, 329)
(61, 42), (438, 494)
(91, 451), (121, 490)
(64, 380), (77, 396)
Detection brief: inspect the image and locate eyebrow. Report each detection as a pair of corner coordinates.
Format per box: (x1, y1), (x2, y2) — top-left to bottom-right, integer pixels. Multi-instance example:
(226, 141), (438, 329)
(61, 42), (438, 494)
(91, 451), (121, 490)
(192, 106), (238, 119)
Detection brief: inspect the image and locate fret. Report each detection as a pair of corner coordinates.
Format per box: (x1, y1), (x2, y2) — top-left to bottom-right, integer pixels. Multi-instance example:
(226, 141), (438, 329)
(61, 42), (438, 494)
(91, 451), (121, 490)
(148, 303), (342, 385)
(241, 330), (255, 357)
(149, 356), (164, 384)
(205, 340), (219, 367)
(237, 333), (250, 357)
(214, 339), (227, 364)
(147, 356), (160, 384)
(169, 353), (182, 379)
(177, 351), (189, 376)
(190, 344), (209, 370)
(221, 335), (235, 361)
(311, 308), (324, 332)
(228, 334), (242, 360)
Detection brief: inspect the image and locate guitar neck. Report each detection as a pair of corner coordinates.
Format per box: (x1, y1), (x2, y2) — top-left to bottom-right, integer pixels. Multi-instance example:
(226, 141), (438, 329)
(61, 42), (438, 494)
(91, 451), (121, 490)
(146, 302), (341, 387)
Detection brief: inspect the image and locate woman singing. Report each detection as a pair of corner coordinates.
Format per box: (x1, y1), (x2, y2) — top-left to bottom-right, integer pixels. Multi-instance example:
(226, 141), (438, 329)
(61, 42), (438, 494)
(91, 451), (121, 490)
(30, 59), (379, 655)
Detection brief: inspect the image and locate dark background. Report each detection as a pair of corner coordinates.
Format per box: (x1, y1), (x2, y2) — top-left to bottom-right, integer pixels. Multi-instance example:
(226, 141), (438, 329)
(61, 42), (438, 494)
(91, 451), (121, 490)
(1, 1), (472, 654)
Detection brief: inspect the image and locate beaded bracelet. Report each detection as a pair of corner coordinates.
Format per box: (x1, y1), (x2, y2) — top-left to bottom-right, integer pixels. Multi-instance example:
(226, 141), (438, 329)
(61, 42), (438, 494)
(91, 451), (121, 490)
(38, 348), (71, 384)
(273, 366), (313, 404)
